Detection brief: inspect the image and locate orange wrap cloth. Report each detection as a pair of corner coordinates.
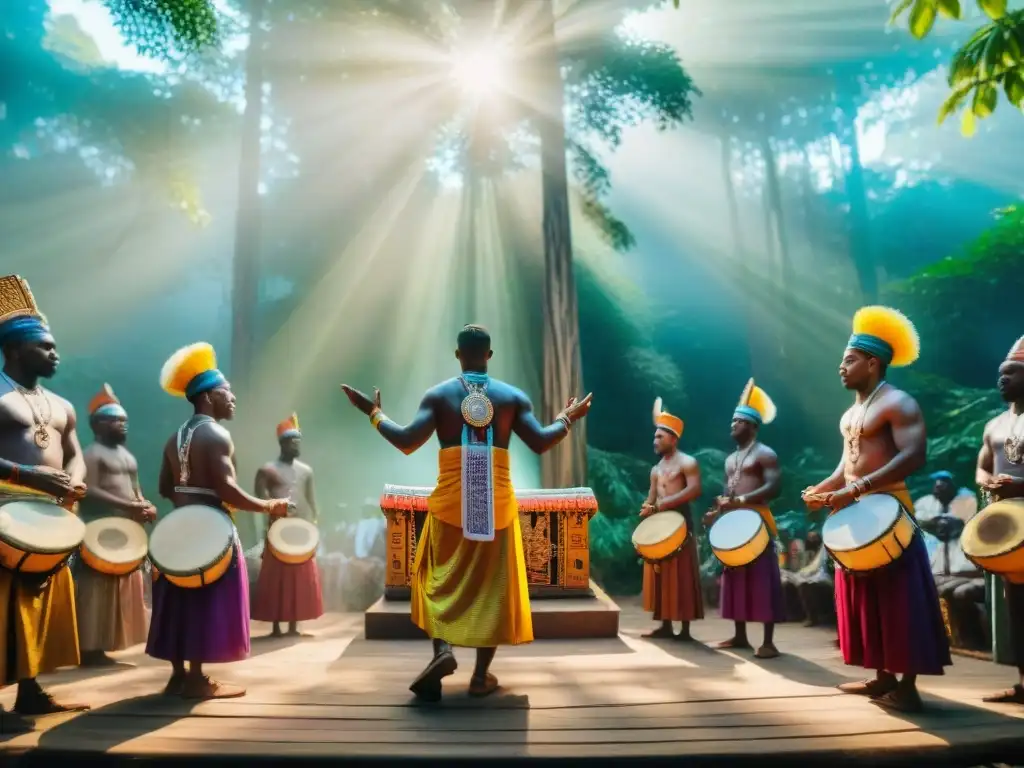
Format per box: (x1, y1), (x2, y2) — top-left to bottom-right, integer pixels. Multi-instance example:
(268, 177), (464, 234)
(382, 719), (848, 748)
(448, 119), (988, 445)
(0, 481), (81, 683)
(411, 447), (533, 647)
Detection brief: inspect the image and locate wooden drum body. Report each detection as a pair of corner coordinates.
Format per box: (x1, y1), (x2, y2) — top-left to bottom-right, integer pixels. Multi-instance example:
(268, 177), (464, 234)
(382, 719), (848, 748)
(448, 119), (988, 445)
(632, 511), (688, 563)
(0, 498), (86, 574)
(267, 517), (319, 565)
(149, 504), (234, 588)
(709, 509), (770, 568)
(81, 517), (148, 576)
(962, 499), (1024, 584)
(380, 485), (598, 599)
(822, 494), (916, 572)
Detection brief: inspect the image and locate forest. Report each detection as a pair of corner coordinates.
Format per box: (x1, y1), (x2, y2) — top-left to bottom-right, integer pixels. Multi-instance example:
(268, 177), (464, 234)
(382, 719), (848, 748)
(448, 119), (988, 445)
(1, 0), (1022, 594)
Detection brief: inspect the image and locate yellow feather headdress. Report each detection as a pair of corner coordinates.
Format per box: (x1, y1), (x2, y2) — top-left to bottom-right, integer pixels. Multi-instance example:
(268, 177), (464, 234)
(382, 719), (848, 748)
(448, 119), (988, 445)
(159, 342), (223, 398)
(735, 377), (777, 426)
(849, 306), (920, 368)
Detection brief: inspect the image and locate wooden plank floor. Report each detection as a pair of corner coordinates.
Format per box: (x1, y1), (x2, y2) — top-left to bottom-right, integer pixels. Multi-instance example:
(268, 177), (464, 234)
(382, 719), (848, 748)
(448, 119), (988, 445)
(1, 597), (1022, 765)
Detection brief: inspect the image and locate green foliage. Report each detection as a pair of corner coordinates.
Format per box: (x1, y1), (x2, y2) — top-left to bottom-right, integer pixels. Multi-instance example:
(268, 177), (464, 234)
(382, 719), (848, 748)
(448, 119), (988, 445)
(885, 205), (1024, 385)
(888, 0), (1024, 133)
(103, 0), (220, 60)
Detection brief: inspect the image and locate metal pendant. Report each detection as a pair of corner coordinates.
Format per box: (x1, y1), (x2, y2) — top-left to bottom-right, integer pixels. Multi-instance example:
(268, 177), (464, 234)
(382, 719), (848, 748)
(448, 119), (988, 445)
(34, 426), (50, 449)
(461, 392), (494, 429)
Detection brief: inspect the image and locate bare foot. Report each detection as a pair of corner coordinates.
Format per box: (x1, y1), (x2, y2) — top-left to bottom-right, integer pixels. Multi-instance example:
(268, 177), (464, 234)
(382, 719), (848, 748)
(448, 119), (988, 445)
(642, 625), (675, 639)
(871, 687), (923, 713)
(181, 675), (246, 700)
(837, 677), (898, 697)
(162, 673), (186, 697)
(13, 691), (90, 715)
(469, 672), (499, 697)
(715, 637), (752, 650)
(982, 685), (1024, 704)
(754, 644), (780, 659)
(286, 630), (315, 639)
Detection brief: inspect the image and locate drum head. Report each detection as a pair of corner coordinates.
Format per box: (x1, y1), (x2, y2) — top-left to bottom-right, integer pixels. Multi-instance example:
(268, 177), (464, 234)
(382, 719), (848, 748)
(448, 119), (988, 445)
(709, 508), (763, 551)
(823, 494), (904, 552)
(962, 500), (1024, 558)
(0, 499), (86, 553)
(632, 511), (685, 547)
(268, 517), (319, 556)
(149, 505), (233, 574)
(83, 517), (148, 564)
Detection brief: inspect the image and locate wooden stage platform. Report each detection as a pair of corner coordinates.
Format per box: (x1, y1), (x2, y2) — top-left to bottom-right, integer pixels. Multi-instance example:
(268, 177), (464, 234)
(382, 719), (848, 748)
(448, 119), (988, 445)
(1, 598), (1023, 766)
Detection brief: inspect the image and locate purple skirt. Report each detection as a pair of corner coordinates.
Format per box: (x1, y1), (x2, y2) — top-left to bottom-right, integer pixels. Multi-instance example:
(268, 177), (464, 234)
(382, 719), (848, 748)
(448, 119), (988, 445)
(835, 531), (951, 675)
(720, 542), (786, 623)
(146, 537), (250, 664)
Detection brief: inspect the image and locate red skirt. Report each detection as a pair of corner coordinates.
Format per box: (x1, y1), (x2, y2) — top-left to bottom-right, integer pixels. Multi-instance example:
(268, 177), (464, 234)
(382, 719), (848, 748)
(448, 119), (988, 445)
(251, 550), (324, 623)
(642, 535), (704, 622)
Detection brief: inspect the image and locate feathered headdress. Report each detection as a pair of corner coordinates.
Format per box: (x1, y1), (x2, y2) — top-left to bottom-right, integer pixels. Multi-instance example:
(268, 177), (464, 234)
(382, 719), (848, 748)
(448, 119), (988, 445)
(1006, 335), (1024, 363)
(848, 305), (920, 368)
(276, 412), (301, 439)
(734, 377), (776, 426)
(159, 342), (226, 399)
(88, 383), (127, 419)
(652, 397), (683, 438)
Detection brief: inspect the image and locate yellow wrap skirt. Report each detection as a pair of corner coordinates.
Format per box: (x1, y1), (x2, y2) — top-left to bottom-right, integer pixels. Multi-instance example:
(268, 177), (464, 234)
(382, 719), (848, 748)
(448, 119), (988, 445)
(0, 482), (82, 683)
(411, 447), (533, 647)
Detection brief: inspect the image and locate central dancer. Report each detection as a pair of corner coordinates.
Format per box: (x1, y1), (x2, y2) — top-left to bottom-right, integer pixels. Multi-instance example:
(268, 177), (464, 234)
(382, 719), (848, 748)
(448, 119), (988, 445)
(341, 325), (593, 701)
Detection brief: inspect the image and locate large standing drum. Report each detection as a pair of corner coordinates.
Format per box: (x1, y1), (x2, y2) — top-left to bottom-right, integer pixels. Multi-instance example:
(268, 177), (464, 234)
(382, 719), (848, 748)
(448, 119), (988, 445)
(822, 493), (916, 572)
(961, 499), (1024, 584)
(632, 511), (688, 563)
(80, 517), (148, 576)
(0, 497), (86, 574)
(709, 508), (770, 568)
(148, 504), (235, 588)
(267, 517), (319, 565)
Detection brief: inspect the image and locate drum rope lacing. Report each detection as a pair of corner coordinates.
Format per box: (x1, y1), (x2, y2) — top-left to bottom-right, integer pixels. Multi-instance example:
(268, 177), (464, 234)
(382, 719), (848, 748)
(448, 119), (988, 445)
(843, 380), (887, 472)
(1, 371), (53, 449)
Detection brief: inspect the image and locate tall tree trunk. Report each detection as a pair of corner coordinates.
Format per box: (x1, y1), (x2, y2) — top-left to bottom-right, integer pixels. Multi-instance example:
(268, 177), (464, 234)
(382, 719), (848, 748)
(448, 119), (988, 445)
(833, 81), (877, 302)
(230, 0), (266, 548)
(720, 132), (756, 371)
(537, 0), (585, 489)
(759, 134), (791, 358)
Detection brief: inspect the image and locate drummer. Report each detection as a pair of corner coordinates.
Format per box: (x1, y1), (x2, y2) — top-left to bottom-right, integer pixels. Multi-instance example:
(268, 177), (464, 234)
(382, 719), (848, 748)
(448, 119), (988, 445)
(975, 334), (1024, 705)
(703, 379), (785, 659)
(148, 342), (290, 699)
(802, 306), (950, 713)
(76, 384), (155, 667)
(251, 413), (324, 638)
(0, 275), (88, 726)
(639, 399), (704, 641)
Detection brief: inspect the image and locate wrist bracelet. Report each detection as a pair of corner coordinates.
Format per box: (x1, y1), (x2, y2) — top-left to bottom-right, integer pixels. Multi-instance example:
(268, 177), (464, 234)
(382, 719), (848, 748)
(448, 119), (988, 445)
(370, 409), (386, 429)
(557, 415), (572, 432)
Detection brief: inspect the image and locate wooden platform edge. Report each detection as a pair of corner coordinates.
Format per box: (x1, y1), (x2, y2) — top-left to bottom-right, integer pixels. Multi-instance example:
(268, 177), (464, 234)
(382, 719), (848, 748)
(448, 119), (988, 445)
(364, 581), (620, 640)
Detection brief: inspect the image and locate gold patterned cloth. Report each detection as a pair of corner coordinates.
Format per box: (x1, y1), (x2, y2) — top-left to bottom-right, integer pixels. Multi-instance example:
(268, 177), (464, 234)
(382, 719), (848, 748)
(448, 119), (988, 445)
(411, 447), (533, 647)
(0, 483), (82, 682)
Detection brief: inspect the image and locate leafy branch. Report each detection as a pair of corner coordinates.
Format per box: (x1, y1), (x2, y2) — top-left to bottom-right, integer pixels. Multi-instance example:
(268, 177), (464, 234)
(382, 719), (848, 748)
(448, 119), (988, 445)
(888, 0), (1024, 135)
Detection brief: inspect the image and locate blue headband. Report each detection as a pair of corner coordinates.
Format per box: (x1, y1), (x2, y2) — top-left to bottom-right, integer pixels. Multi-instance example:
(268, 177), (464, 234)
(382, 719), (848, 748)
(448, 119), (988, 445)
(734, 405), (762, 425)
(847, 333), (894, 365)
(92, 403), (127, 419)
(930, 470), (954, 482)
(0, 315), (50, 348)
(185, 368), (227, 399)
(279, 429), (301, 440)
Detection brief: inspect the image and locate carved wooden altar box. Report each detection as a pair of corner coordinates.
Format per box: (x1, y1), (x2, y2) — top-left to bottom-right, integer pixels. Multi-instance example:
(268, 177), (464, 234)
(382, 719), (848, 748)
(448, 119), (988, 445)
(380, 485), (598, 599)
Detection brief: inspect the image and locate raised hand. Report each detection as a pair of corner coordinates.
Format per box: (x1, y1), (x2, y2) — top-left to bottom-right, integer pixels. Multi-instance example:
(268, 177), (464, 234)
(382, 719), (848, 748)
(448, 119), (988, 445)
(560, 393), (594, 424)
(340, 384), (381, 416)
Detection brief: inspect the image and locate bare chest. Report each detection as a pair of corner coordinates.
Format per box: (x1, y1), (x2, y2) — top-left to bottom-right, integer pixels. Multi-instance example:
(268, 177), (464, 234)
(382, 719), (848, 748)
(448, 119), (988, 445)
(92, 445), (138, 477)
(840, 403), (889, 442)
(655, 458), (686, 490)
(991, 412), (1024, 473)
